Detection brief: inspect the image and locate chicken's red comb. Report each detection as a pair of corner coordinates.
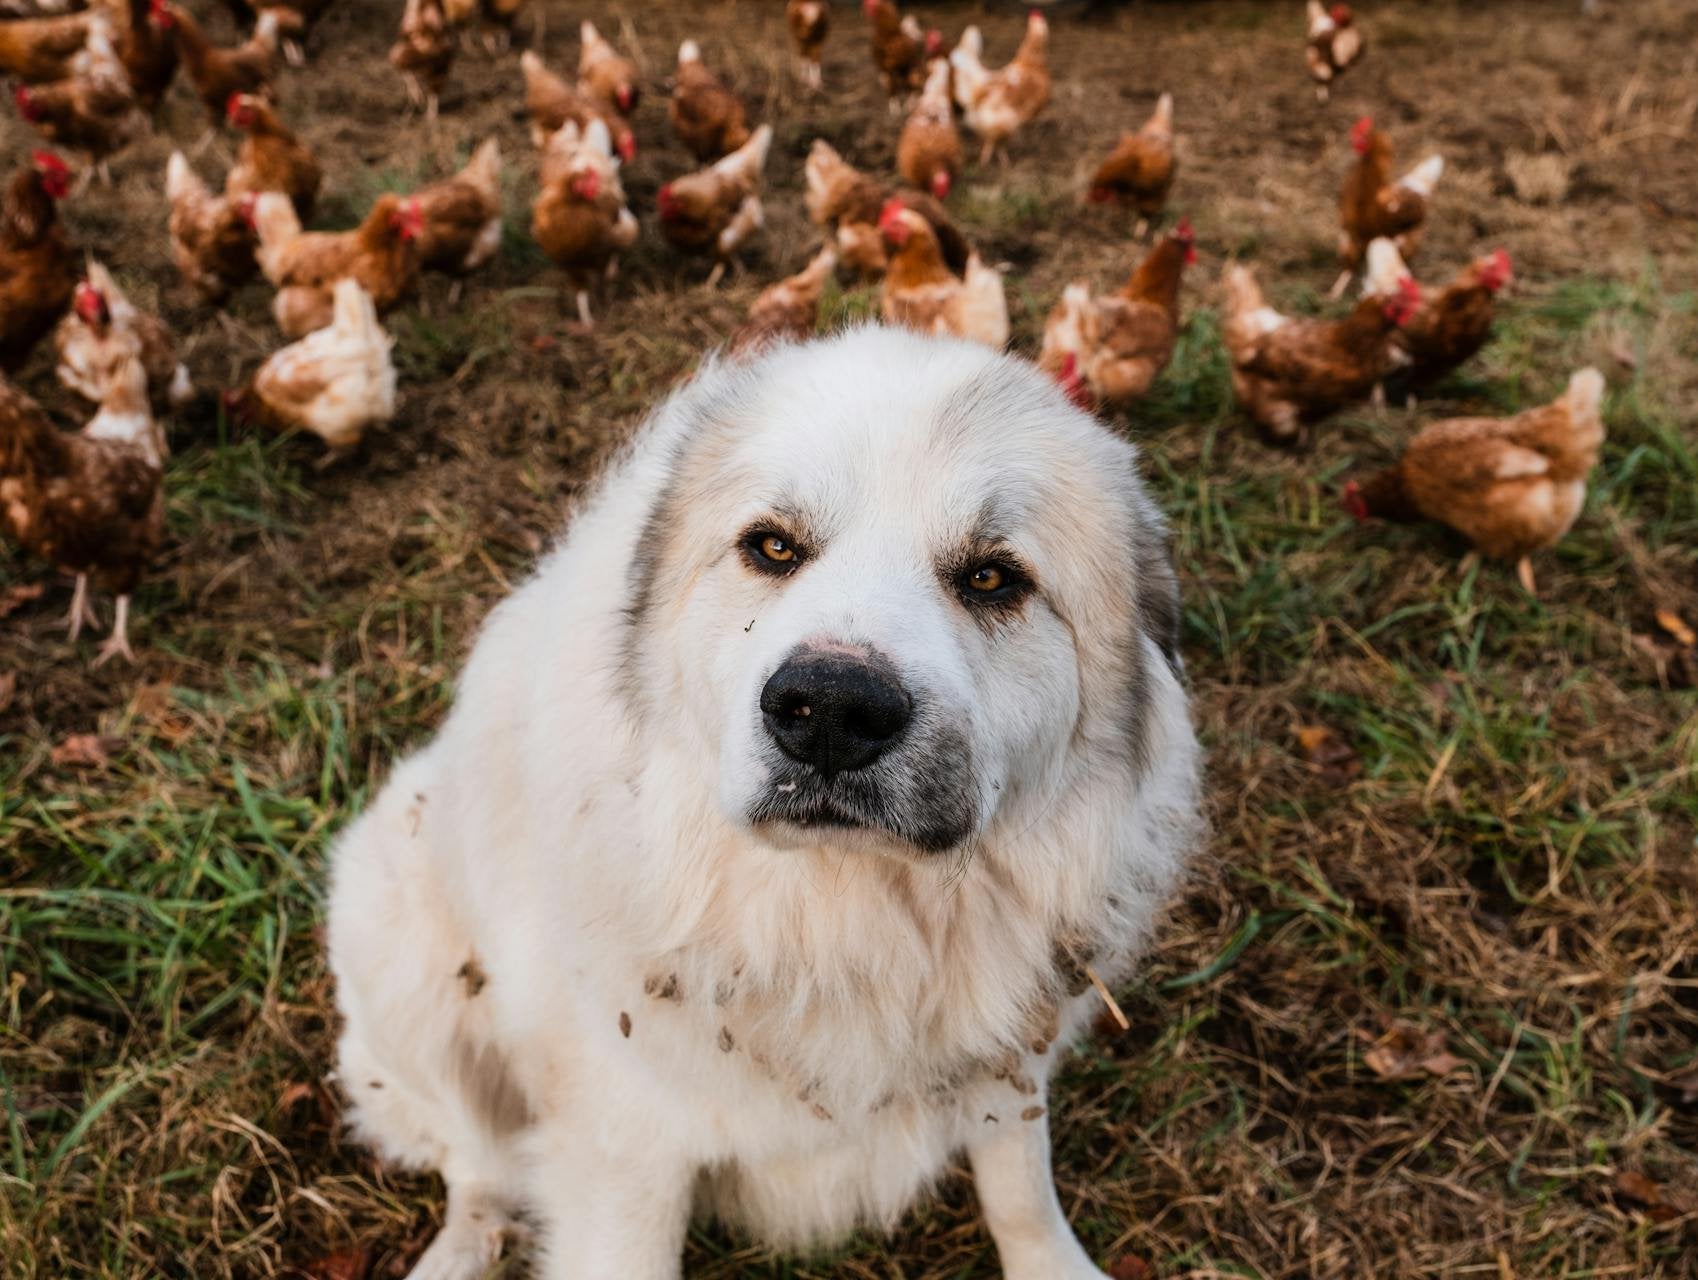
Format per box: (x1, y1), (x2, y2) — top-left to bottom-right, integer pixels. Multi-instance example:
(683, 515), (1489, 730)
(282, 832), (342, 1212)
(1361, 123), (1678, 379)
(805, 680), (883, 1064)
(1481, 248), (1512, 289)
(1174, 216), (1195, 243)
(1398, 275), (1422, 302)
(1340, 480), (1369, 523)
(149, 0), (173, 24)
(13, 84), (34, 113)
(877, 195), (908, 229)
(1329, 3), (1352, 22)
(31, 149), (67, 176)
(1349, 116), (1374, 151)
(226, 91), (247, 120)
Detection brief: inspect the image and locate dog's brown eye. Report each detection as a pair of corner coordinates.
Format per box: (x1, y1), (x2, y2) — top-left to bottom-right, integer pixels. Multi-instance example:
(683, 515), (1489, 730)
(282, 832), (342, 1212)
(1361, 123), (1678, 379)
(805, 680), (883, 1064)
(956, 559), (1029, 607)
(742, 528), (805, 576)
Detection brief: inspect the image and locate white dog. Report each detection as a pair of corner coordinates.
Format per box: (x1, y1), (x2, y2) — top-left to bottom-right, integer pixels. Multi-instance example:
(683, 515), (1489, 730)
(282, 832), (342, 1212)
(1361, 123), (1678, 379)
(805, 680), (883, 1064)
(326, 327), (1202, 1280)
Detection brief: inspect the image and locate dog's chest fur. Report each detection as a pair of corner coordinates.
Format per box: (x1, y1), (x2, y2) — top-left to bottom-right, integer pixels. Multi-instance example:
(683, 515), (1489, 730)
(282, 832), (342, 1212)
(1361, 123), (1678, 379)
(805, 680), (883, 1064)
(615, 842), (1103, 1131)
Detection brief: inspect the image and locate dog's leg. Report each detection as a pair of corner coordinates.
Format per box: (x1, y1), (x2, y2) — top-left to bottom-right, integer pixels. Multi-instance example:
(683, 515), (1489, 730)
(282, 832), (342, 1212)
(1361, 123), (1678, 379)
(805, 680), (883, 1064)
(404, 1181), (512, 1280)
(967, 1110), (1108, 1280)
(529, 1132), (694, 1280)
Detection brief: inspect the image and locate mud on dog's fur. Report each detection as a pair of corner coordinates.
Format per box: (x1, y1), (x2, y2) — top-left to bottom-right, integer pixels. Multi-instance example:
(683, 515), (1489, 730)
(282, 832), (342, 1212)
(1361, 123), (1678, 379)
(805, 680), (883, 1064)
(326, 327), (1203, 1280)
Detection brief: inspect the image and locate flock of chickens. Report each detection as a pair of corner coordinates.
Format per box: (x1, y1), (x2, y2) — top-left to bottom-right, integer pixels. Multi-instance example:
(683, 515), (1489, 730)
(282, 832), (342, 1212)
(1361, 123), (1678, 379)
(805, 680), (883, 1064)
(0, 0), (1609, 666)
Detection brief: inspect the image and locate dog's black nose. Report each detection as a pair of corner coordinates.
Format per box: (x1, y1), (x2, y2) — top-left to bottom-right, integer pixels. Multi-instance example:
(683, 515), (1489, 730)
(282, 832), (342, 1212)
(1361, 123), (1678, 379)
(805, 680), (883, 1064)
(760, 652), (913, 775)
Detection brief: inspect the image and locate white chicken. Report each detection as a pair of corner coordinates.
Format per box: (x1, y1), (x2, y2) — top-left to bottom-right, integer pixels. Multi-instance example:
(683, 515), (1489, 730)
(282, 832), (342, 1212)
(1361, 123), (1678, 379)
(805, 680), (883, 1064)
(224, 278), (397, 462)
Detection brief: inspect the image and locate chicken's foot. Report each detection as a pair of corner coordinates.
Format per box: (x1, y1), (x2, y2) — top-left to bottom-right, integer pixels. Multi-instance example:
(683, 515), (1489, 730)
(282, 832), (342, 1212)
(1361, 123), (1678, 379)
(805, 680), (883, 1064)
(64, 574), (99, 641)
(91, 595), (134, 667)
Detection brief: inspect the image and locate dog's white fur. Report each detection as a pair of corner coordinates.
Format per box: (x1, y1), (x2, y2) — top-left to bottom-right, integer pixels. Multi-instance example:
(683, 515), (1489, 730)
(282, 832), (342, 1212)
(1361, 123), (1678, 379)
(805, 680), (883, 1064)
(326, 327), (1202, 1280)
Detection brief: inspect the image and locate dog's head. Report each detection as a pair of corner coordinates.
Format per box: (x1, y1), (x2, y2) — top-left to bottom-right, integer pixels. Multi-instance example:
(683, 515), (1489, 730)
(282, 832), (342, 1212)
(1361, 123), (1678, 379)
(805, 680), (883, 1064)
(620, 329), (1183, 858)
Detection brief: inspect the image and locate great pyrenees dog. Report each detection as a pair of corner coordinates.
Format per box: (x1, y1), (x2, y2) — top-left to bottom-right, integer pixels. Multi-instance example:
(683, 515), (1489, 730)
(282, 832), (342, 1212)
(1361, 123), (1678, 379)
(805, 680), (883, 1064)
(326, 326), (1202, 1280)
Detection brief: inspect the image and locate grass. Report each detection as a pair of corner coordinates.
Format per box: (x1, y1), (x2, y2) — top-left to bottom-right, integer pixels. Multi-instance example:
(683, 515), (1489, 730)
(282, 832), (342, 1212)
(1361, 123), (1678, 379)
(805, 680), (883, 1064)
(5, 0), (1698, 1277)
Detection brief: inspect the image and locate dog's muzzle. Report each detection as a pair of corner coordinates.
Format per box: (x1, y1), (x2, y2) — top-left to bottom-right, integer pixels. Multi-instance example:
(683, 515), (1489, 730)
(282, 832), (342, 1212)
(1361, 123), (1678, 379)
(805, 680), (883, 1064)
(747, 646), (974, 853)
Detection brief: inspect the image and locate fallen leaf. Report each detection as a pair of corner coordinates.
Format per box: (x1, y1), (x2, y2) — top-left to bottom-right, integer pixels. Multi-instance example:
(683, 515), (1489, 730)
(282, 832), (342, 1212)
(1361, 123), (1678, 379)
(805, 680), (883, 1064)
(50, 734), (124, 769)
(276, 1079), (338, 1128)
(0, 671), (16, 715)
(1363, 1024), (1461, 1082)
(0, 582), (46, 619)
(1108, 1255), (1154, 1280)
(298, 1246), (372, 1280)
(1613, 1169), (1686, 1223)
(1294, 723), (1361, 787)
(1655, 609), (1696, 648)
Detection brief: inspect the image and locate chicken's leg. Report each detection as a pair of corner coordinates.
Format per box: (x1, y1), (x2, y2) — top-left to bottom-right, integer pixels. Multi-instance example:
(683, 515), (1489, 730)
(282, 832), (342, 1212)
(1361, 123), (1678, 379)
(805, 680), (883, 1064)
(1516, 557), (1537, 595)
(64, 574), (99, 640)
(1133, 217), (1149, 241)
(575, 290), (594, 328)
(1326, 268), (1353, 300)
(92, 596), (134, 667)
(705, 261), (727, 289)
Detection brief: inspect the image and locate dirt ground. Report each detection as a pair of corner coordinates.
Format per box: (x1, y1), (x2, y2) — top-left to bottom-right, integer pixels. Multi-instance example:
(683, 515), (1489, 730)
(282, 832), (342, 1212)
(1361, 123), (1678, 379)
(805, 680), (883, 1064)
(3, 0), (1697, 1277)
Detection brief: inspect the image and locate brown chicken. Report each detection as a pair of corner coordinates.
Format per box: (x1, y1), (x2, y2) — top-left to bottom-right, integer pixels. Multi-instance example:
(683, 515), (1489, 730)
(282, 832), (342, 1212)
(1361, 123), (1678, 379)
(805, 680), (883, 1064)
(897, 58), (959, 200)
(731, 245), (838, 354)
(668, 39), (749, 162)
(165, 150), (258, 302)
(253, 190), (422, 337)
(803, 139), (969, 279)
(55, 259), (192, 411)
(950, 12), (1050, 165)
(171, 4), (283, 126)
(12, 30), (141, 181)
(578, 19), (638, 115)
(1038, 219), (1196, 409)
(0, 362), (162, 664)
(865, 0), (931, 103)
(519, 48), (635, 161)
(657, 123), (771, 284)
(1332, 116), (1444, 296)
(224, 91), (321, 217)
(1223, 260), (1421, 445)
(1343, 368), (1605, 593)
(410, 136), (501, 278)
(532, 118), (637, 327)
(389, 0), (452, 120)
(113, 0), (178, 109)
(1086, 93), (1175, 236)
(0, 151), (75, 371)
(1305, 1), (1363, 103)
(0, 4), (97, 82)
(879, 199), (1007, 348)
(225, 277), (396, 462)
(1364, 239), (1512, 391)
(786, 0), (827, 91)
